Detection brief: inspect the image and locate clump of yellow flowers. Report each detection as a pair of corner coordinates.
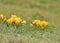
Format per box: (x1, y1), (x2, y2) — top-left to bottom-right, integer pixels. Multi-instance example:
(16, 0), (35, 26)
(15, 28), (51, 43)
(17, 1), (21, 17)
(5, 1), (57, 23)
(7, 15), (22, 26)
(0, 14), (27, 26)
(31, 20), (48, 29)
(0, 14), (48, 29)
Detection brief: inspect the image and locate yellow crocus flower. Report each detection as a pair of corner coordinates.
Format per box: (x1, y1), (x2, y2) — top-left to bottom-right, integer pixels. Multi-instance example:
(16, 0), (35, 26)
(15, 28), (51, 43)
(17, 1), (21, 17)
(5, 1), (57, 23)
(7, 18), (13, 25)
(36, 20), (41, 26)
(30, 24), (33, 27)
(39, 21), (48, 28)
(3, 16), (7, 22)
(41, 21), (48, 27)
(21, 20), (26, 25)
(11, 15), (17, 19)
(32, 20), (40, 25)
(14, 17), (21, 26)
(0, 14), (4, 19)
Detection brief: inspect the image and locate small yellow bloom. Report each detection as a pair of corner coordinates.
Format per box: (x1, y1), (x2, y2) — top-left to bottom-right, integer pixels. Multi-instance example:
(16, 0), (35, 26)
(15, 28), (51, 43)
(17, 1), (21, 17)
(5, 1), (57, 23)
(36, 20), (41, 26)
(30, 24), (33, 27)
(21, 20), (26, 25)
(3, 16), (7, 22)
(14, 17), (21, 26)
(7, 18), (13, 25)
(0, 14), (4, 19)
(41, 21), (48, 27)
(39, 21), (48, 28)
(11, 15), (17, 19)
(32, 20), (38, 25)
(32, 20), (40, 25)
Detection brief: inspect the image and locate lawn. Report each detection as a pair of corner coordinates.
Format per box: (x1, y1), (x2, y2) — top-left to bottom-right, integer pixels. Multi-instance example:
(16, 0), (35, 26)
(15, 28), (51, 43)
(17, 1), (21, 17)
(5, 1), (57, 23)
(0, 0), (60, 43)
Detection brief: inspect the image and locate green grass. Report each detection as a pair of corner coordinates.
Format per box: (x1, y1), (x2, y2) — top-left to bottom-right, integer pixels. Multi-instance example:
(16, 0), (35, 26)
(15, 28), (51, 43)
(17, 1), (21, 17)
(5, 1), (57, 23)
(0, 0), (60, 43)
